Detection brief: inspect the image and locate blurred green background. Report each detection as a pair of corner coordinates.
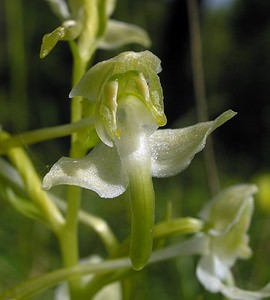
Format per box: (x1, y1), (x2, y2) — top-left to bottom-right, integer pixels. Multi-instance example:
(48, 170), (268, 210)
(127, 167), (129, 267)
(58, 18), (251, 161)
(1, 0), (270, 299)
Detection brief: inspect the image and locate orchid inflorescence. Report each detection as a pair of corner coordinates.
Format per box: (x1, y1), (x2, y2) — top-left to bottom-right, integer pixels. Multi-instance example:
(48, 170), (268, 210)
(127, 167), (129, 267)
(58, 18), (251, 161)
(0, 1), (269, 300)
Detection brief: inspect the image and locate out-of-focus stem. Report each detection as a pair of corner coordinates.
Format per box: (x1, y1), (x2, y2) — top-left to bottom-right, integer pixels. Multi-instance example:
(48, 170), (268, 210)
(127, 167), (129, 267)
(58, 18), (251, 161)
(0, 233), (207, 300)
(187, 0), (220, 195)
(0, 132), (64, 233)
(5, 0), (28, 131)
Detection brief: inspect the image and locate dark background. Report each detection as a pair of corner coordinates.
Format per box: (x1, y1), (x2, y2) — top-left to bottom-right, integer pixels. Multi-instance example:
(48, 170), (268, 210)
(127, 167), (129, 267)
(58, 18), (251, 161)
(1, 0), (270, 298)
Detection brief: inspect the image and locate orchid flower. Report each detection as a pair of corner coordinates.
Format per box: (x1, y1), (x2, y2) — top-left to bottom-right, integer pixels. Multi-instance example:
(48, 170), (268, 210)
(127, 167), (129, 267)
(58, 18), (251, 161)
(43, 50), (236, 270)
(185, 184), (270, 300)
(40, 0), (150, 58)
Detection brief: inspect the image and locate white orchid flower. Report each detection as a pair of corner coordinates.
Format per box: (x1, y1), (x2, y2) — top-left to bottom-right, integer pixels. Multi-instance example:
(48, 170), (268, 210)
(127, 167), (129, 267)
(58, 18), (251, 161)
(188, 184), (270, 300)
(43, 50), (235, 270)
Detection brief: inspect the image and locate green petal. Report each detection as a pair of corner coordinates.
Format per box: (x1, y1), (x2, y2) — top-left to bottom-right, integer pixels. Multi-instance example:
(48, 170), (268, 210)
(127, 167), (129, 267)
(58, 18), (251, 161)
(42, 143), (128, 198)
(149, 110), (236, 178)
(70, 51), (161, 101)
(99, 20), (151, 50)
(200, 184), (257, 235)
(69, 51), (166, 126)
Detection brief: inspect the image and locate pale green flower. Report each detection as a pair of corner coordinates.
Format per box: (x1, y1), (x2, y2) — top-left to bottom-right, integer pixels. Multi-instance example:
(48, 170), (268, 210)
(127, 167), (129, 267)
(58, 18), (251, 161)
(41, 0), (150, 58)
(186, 184), (270, 300)
(43, 50), (235, 270)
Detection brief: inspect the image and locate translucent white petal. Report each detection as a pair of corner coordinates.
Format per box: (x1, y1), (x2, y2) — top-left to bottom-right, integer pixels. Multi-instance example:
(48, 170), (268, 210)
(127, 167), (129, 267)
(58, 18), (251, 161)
(196, 254), (232, 293)
(46, 0), (70, 20)
(220, 283), (270, 300)
(149, 110), (236, 177)
(42, 143), (128, 198)
(197, 254), (270, 300)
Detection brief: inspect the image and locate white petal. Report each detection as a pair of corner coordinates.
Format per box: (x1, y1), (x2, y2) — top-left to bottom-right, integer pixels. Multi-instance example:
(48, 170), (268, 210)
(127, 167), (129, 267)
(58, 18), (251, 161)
(196, 254), (232, 293)
(220, 283), (270, 300)
(42, 143), (128, 198)
(197, 255), (270, 300)
(149, 110), (236, 177)
(46, 0), (70, 20)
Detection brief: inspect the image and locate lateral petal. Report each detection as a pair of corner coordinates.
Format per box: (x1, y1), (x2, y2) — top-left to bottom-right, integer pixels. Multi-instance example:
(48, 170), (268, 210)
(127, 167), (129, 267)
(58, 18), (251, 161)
(220, 282), (270, 300)
(99, 20), (151, 50)
(149, 110), (236, 178)
(196, 254), (233, 293)
(42, 143), (128, 198)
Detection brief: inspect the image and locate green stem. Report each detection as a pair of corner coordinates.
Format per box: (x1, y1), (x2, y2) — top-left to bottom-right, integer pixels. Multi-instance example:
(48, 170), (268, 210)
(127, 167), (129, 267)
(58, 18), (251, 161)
(57, 1), (104, 297)
(153, 218), (203, 239)
(77, 0), (99, 68)
(53, 195), (119, 254)
(58, 186), (84, 298)
(82, 271), (123, 300)
(0, 132), (64, 233)
(77, 211), (119, 255)
(0, 236), (207, 300)
(0, 117), (95, 154)
(82, 218), (203, 298)
(58, 10), (99, 293)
